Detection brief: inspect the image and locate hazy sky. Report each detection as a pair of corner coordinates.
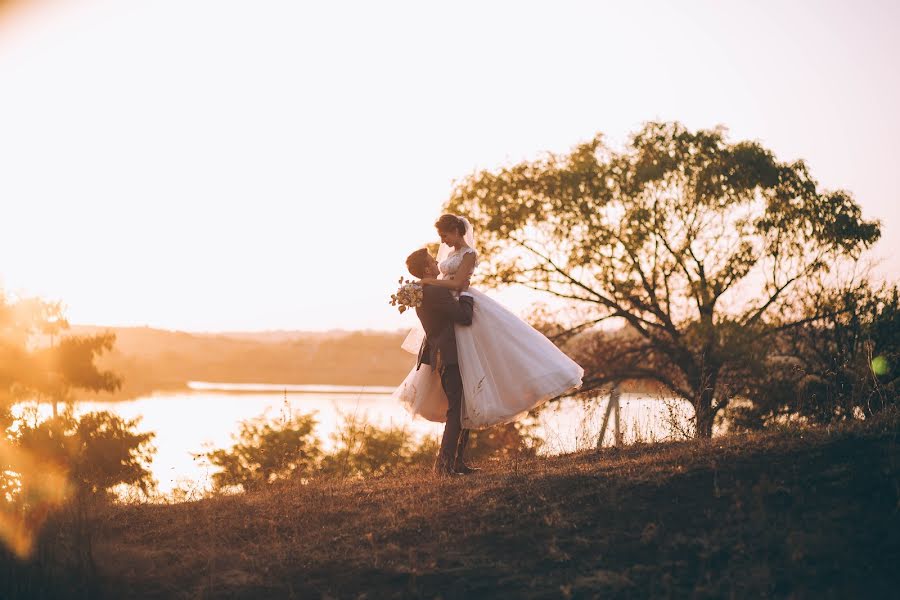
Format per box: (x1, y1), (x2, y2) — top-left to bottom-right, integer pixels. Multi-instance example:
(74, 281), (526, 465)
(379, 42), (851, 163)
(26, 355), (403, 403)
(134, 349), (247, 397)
(1, 0), (897, 331)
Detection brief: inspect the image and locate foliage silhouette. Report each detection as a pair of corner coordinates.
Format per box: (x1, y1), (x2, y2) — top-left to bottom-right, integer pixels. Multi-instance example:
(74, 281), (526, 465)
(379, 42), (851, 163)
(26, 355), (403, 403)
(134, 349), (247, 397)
(202, 411), (322, 492)
(446, 121), (881, 436)
(320, 413), (438, 478)
(729, 281), (899, 428)
(0, 291), (149, 560)
(14, 410), (155, 498)
(203, 411), (544, 485)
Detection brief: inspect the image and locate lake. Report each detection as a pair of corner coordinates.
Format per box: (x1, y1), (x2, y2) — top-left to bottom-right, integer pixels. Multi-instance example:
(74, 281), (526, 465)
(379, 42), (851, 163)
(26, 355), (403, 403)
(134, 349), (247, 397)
(16, 382), (692, 498)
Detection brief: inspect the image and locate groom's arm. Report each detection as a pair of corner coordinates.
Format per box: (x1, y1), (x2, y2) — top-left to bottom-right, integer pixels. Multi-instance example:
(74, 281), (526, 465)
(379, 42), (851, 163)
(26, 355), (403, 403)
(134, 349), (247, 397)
(428, 288), (474, 326)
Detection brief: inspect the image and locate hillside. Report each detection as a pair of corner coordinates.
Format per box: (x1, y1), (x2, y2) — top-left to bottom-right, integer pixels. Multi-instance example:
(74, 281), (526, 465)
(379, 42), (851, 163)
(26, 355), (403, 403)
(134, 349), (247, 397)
(11, 413), (899, 599)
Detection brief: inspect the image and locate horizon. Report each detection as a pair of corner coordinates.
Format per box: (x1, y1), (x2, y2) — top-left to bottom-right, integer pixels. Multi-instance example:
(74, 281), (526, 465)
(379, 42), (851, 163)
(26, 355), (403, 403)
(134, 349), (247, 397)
(1, 0), (898, 331)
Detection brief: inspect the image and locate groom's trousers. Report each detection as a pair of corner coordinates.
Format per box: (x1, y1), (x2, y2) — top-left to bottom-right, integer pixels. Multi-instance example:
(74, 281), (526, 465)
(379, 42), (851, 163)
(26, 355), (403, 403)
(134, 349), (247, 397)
(437, 363), (464, 472)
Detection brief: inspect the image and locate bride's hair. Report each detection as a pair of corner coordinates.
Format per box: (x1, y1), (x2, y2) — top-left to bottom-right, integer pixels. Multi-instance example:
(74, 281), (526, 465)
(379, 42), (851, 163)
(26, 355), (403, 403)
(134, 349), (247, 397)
(406, 248), (432, 278)
(435, 214), (466, 236)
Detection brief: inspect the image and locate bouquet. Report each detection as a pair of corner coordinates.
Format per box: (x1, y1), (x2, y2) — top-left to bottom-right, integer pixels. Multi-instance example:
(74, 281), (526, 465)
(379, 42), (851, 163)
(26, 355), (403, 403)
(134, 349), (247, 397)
(389, 277), (423, 313)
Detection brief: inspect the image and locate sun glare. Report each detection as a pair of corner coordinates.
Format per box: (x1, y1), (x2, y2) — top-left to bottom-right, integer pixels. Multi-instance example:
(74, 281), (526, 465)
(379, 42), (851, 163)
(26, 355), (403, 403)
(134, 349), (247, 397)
(0, 0), (897, 331)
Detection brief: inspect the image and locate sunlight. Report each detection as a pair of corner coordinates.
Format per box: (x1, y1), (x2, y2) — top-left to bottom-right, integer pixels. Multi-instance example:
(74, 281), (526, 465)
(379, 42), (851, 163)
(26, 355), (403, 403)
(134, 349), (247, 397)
(0, 2), (896, 595)
(0, 0), (896, 331)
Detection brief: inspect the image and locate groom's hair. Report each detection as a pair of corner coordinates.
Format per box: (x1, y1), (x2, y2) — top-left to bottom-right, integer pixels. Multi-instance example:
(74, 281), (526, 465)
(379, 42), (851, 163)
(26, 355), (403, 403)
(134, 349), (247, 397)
(406, 248), (431, 279)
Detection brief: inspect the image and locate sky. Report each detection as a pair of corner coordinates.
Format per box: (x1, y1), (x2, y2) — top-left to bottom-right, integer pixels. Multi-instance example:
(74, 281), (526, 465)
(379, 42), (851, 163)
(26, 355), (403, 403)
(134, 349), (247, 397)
(0, 0), (897, 332)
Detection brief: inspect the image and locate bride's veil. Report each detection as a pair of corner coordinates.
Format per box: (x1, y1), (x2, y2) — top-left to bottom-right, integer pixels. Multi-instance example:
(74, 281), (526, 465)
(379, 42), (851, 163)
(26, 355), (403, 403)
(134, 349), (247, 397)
(400, 216), (476, 355)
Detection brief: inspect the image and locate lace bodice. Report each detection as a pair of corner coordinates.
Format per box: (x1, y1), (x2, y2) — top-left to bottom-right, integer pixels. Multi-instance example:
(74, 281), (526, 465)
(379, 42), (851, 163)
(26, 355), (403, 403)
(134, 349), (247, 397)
(439, 246), (477, 279)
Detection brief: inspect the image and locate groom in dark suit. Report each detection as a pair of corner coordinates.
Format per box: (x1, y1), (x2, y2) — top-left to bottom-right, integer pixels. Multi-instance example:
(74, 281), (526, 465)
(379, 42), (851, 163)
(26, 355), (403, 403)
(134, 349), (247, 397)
(405, 248), (475, 475)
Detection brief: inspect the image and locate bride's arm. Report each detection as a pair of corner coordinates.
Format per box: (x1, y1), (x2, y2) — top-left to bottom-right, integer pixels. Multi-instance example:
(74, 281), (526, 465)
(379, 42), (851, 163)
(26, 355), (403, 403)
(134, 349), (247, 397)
(420, 253), (476, 291)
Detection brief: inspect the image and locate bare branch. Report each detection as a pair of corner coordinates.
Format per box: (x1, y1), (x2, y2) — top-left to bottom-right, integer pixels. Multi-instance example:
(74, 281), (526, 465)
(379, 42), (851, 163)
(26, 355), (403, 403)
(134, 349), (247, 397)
(742, 249), (827, 328)
(509, 235), (656, 338)
(581, 368), (694, 401)
(547, 316), (615, 342)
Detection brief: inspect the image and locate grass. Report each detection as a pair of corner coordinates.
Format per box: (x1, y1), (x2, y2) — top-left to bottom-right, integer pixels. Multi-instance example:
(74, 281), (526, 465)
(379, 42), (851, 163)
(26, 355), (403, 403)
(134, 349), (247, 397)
(6, 411), (900, 599)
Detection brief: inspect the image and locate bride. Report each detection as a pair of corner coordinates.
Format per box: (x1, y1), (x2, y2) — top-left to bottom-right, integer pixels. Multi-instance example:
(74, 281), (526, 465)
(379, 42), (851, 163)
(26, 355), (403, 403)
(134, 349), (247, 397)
(393, 214), (584, 429)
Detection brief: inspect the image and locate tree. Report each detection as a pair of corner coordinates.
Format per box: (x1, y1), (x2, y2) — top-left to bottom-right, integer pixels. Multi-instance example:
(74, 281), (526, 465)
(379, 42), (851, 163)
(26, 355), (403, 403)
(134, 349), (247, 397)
(0, 293), (120, 418)
(15, 410), (155, 499)
(446, 121), (881, 437)
(0, 292), (148, 559)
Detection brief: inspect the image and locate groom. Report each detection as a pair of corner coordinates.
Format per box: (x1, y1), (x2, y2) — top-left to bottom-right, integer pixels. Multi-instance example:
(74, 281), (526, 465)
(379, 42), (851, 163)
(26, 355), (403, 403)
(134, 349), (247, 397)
(405, 248), (475, 476)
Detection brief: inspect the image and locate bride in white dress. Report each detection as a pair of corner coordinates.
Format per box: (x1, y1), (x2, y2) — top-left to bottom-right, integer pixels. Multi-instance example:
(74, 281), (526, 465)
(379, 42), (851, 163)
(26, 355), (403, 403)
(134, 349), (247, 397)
(392, 214), (584, 429)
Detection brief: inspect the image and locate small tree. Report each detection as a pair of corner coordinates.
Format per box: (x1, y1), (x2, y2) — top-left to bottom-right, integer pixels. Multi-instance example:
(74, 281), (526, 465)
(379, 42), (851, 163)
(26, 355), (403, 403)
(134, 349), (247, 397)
(202, 412), (321, 492)
(15, 410), (155, 499)
(0, 293), (120, 418)
(446, 121), (881, 436)
(0, 291), (146, 559)
(320, 413), (437, 478)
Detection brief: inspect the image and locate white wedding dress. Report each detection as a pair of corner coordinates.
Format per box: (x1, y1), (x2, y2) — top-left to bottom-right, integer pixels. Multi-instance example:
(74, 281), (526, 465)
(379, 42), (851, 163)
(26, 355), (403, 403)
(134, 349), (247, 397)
(392, 246), (584, 429)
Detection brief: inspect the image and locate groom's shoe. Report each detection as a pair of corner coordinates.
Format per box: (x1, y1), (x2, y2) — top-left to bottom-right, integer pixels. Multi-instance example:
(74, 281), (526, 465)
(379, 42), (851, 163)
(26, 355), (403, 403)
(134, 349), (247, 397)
(433, 466), (462, 478)
(453, 429), (480, 474)
(433, 458), (462, 478)
(453, 463), (482, 475)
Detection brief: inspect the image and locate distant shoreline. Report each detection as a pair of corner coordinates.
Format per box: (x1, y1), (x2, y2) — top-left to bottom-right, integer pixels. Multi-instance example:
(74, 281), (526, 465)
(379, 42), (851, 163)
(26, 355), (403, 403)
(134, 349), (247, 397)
(62, 325), (669, 402)
(77, 381), (400, 402)
(186, 381), (397, 395)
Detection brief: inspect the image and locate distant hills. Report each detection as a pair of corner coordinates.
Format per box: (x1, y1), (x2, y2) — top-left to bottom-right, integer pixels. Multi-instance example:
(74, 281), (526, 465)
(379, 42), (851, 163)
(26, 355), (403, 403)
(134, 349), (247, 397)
(67, 325), (662, 401)
(69, 325), (415, 400)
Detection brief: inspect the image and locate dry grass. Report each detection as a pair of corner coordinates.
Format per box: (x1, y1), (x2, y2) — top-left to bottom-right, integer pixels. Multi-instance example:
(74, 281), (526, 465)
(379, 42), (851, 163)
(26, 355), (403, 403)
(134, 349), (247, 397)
(6, 412), (900, 599)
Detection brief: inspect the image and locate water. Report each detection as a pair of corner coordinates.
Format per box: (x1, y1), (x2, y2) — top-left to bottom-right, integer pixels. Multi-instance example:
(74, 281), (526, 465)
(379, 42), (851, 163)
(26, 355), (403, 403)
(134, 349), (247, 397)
(16, 382), (692, 497)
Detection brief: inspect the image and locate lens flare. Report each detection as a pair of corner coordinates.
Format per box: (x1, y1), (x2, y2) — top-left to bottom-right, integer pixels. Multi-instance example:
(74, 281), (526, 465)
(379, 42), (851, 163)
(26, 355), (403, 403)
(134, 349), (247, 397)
(871, 356), (890, 377)
(0, 437), (71, 558)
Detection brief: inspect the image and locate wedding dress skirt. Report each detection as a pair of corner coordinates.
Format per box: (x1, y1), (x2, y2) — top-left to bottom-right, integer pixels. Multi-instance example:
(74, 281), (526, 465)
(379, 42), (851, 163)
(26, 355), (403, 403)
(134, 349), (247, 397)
(392, 287), (584, 429)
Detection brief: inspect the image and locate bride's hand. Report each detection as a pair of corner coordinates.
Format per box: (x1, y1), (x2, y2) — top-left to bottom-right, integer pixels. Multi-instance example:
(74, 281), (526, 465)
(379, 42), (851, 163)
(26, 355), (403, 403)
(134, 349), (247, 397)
(419, 277), (438, 285)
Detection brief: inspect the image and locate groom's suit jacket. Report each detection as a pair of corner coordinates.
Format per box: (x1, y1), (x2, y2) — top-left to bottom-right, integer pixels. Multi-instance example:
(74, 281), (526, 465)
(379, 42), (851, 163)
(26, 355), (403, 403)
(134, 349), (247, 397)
(415, 286), (474, 371)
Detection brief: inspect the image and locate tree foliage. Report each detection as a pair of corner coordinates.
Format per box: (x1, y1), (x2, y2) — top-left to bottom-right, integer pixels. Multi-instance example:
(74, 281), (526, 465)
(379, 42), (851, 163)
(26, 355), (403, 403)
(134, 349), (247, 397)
(14, 410), (155, 498)
(466, 420), (542, 461)
(446, 121), (881, 436)
(203, 411), (545, 485)
(320, 413), (438, 478)
(0, 291), (150, 558)
(0, 293), (120, 419)
(202, 412), (321, 491)
(729, 281), (899, 429)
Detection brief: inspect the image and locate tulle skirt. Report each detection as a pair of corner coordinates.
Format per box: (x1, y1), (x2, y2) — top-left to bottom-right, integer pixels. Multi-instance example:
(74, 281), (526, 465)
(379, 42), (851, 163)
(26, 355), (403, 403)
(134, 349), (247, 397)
(392, 288), (584, 429)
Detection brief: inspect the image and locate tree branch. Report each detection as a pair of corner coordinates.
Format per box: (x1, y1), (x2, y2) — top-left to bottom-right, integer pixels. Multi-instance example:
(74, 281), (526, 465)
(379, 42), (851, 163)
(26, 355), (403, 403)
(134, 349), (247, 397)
(742, 249), (826, 328)
(607, 228), (681, 339)
(581, 368), (694, 402)
(547, 317), (614, 342)
(509, 235), (656, 338)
